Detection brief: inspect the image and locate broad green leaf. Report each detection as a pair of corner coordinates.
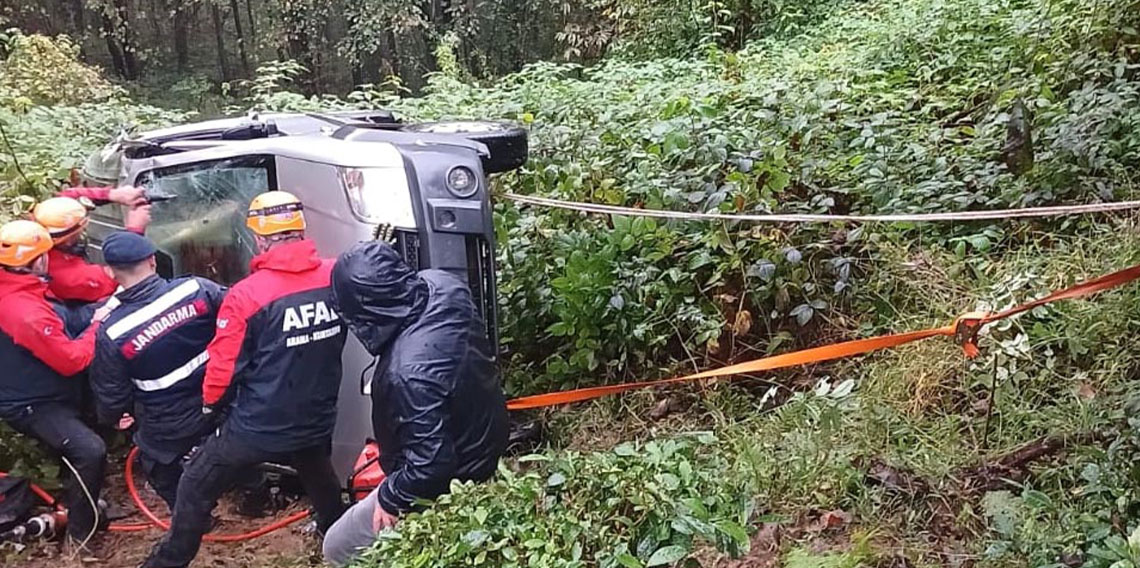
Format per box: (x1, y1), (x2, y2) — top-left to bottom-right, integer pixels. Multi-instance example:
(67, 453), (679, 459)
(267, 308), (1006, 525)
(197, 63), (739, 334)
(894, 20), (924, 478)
(647, 545), (688, 566)
(547, 472), (567, 487)
(716, 520), (750, 548)
(616, 553), (645, 568)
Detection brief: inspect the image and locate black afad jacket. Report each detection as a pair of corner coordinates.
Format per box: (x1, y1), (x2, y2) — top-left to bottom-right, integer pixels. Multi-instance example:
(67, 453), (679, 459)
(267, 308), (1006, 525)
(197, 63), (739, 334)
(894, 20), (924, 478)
(332, 242), (508, 515)
(203, 240), (347, 453)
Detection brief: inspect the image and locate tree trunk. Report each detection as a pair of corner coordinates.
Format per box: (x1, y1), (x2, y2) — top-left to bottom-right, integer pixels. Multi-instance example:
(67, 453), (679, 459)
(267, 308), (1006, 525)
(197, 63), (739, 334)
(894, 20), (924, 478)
(351, 61), (364, 88)
(229, 0), (251, 76)
(285, 29), (314, 93)
(378, 29), (398, 81)
(172, 4), (189, 69)
(148, 0), (165, 56)
(70, 0), (87, 35)
(245, 0), (258, 43)
(211, 4), (231, 81)
(172, 3), (190, 69)
(112, 0), (142, 79)
(101, 13), (129, 78)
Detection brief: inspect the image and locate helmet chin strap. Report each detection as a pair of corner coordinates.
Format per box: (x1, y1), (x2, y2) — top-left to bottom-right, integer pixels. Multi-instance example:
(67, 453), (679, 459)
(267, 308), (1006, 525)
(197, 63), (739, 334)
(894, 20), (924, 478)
(3, 261), (48, 279)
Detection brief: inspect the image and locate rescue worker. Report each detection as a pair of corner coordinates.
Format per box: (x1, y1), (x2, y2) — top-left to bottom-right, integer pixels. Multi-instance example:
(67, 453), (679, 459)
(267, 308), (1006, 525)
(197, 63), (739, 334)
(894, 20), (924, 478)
(322, 240), (508, 567)
(33, 191), (150, 304)
(89, 231), (226, 509)
(33, 195), (152, 431)
(0, 220), (108, 546)
(141, 191), (347, 568)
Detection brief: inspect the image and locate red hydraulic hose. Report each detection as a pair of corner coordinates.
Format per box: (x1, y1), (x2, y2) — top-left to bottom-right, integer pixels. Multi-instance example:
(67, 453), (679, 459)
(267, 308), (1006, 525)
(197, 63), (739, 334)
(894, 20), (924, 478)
(0, 470), (59, 508)
(0, 448), (308, 540)
(0, 469), (150, 531)
(123, 447), (311, 542)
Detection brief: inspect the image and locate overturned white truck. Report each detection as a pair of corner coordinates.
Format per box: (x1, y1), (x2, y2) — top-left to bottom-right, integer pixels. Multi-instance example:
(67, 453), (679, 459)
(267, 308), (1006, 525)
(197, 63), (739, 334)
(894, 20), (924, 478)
(80, 110), (527, 482)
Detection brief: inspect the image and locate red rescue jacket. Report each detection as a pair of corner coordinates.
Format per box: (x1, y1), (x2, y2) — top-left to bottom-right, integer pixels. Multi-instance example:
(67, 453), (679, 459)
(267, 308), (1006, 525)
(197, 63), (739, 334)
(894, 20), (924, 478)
(0, 270), (99, 419)
(202, 239), (346, 452)
(47, 187), (143, 302)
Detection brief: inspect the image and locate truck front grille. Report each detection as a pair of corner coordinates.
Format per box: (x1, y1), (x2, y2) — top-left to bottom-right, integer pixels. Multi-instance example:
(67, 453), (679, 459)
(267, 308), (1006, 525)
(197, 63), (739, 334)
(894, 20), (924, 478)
(465, 235), (499, 351)
(393, 229), (499, 352)
(394, 229), (422, 271)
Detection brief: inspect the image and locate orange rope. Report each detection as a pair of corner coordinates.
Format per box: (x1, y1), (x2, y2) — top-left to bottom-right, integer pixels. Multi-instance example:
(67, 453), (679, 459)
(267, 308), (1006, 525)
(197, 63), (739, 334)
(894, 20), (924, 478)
(507, 262), (1140, 410)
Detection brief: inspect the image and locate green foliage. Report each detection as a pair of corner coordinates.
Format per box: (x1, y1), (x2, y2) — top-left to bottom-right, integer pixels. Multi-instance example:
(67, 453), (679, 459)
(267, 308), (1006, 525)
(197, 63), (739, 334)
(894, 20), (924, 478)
(1, 0), (1139, 565)
(232, 59), (327, 112)
(0, 29), (122, 108)
(357, 434), (753, 568)
(784, 546), (870, 568)
(0, 28), (185, 215)
(434, 31), (466, 82)
(977, 424), (1140, 567)
(0, 421), (60, 486)
(344, 225), (1140, 567)
(0, 101), (186, 204)
(382, 0), (1140, 396)
(589, 0), (845, 59)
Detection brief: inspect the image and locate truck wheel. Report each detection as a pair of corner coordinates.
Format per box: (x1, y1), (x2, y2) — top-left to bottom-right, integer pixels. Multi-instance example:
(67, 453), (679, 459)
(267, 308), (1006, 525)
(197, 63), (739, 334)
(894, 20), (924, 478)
(401, 121), (528, 174)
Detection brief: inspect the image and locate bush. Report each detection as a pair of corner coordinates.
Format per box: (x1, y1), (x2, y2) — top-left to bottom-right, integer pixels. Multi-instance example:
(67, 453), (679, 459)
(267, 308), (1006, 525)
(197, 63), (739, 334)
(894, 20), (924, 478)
(351, 224), (1140, 567)
(0, 29), (186, 215)
(0, 101), (187, 209)
(0, 29), (121, 108)
(384, 0), (1140, 395)
(0, 422), (60, 486)
(358, 434), (754, 568)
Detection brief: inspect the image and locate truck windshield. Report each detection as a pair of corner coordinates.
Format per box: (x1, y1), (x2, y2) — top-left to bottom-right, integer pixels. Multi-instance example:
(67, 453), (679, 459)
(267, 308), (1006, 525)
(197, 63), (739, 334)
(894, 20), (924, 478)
(137, 156), (272, 284)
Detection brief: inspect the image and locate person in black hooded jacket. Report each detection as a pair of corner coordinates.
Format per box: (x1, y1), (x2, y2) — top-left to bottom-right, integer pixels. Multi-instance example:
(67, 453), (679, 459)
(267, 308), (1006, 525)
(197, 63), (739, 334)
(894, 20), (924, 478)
(322, 241), (508, 567)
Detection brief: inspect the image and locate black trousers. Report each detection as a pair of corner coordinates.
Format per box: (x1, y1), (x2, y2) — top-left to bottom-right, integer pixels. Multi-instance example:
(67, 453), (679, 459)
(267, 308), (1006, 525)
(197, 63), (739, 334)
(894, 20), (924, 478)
(137, 437), (264, 513)
(138, 451), (185, 511)
(142, 430), (346, 568)
(5, 403), (106, 540)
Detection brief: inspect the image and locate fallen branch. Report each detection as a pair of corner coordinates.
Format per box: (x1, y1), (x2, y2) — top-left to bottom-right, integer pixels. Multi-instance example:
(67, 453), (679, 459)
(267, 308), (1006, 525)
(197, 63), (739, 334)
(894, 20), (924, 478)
(0, 120), (33, 194)
(958, 430), (1111, 494)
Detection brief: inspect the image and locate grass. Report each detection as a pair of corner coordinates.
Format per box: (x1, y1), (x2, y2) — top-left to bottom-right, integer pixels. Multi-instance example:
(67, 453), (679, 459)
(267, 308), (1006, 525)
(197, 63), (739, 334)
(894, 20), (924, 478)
(3, 0), (1140, 563)
(356, 218), (1140, 567)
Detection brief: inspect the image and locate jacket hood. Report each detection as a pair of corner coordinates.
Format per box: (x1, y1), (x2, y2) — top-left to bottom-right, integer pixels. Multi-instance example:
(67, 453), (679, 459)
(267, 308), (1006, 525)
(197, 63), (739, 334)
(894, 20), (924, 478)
(250, 239), (322, 273)
(331, 241), (427, 355)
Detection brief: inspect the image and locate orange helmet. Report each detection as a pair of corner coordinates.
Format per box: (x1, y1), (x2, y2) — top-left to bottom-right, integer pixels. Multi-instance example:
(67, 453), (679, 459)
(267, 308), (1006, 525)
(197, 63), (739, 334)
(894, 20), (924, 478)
(246, 191), (306, 236)
(0, 220), (53, 267)
(33, 197), (90, 243)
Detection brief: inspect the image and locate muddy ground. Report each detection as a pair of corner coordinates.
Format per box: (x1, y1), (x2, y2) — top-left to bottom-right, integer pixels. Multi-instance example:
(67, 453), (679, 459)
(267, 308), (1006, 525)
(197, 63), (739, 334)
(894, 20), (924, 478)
(2, 453), (324, 568)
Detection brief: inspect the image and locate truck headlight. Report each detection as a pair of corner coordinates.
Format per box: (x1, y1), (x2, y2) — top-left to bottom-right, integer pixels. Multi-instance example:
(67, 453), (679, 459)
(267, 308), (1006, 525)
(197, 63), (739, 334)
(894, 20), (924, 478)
(445, 166), (477, 198)
(338, 167), (417, 229)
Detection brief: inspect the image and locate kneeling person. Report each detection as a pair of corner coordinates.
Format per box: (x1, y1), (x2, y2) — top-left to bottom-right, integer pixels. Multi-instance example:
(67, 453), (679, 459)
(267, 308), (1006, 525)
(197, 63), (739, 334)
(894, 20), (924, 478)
(0, 220), (106, 545)
(90, 232), (225, 508)
(323, 241), (509, 567)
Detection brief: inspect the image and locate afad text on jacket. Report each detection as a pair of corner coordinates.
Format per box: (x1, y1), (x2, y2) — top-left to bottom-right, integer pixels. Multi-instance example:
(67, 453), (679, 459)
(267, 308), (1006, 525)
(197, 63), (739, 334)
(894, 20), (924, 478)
(202, 239), (347, 453)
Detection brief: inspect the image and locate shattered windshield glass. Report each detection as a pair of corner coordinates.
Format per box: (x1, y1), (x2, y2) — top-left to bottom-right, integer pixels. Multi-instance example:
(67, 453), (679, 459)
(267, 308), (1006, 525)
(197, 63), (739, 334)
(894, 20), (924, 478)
(138, 156), (272, 284)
